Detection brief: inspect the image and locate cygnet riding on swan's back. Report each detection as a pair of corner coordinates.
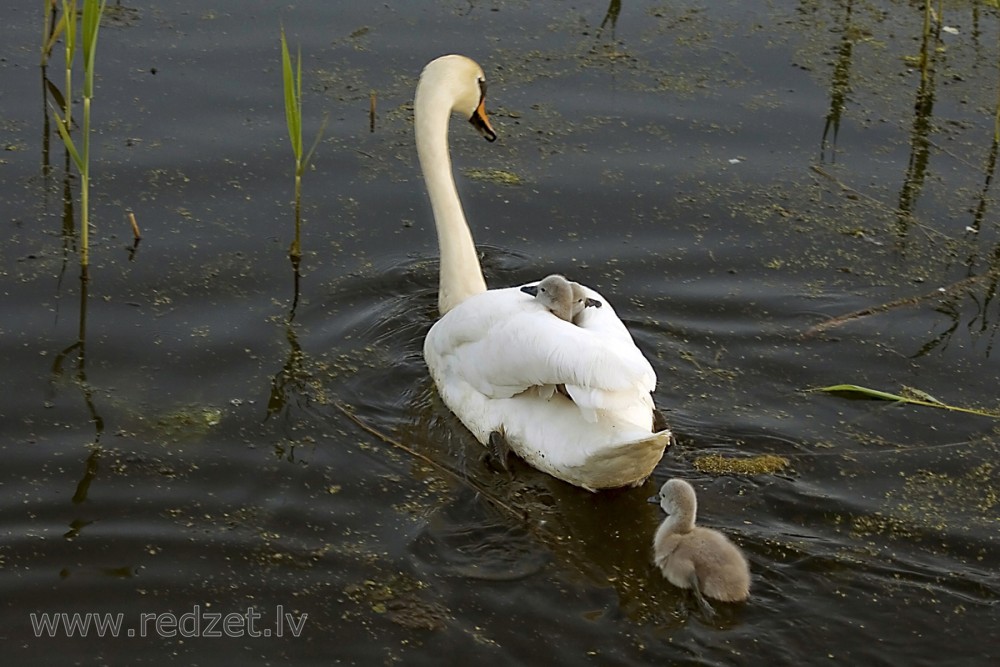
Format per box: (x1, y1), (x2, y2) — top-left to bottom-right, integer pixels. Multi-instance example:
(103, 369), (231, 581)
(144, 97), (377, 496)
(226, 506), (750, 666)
(416, 54), (672, 491)
(521, 274), (601, 324)
(652, 479), (751, 614)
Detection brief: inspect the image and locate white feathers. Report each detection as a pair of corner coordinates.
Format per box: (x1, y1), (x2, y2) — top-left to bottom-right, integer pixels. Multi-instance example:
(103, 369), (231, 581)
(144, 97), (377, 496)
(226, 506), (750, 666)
(415, 55), (671, 491)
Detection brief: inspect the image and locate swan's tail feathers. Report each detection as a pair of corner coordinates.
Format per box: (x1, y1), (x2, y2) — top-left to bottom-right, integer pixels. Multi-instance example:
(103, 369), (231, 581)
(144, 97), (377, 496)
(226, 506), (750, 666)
(574, 430), (672, 491)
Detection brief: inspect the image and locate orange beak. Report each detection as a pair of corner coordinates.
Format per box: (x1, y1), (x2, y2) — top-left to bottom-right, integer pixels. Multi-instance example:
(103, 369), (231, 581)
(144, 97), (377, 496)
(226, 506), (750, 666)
(470, 97), (497, 142)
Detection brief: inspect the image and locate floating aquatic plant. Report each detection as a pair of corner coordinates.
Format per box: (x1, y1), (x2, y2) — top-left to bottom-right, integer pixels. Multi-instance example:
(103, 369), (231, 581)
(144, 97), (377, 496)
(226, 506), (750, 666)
(693, 453), (790, 476)
(463, 167), (523, 185)
(812, 384), (1000, 419)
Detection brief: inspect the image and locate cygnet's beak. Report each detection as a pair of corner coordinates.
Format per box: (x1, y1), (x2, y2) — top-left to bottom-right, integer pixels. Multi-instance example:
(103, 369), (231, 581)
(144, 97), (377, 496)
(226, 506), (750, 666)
(647, 494), (661, 504)
(520, 285), (539, 297)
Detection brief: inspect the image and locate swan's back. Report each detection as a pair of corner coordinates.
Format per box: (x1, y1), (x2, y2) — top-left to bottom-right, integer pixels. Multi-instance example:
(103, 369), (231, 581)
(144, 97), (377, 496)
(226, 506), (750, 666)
(426, 286), (655, 407)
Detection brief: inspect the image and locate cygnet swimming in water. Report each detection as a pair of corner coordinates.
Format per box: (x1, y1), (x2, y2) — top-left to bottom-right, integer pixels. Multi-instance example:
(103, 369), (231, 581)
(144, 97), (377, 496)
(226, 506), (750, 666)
(520, 274), (601, 324)
(652, 478), (750, 615)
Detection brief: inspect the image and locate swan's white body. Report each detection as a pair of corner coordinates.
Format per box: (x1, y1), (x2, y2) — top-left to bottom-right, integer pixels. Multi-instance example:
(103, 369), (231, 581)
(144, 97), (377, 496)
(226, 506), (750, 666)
(653, 479), (751, 608)
(416, 55), (671, 491)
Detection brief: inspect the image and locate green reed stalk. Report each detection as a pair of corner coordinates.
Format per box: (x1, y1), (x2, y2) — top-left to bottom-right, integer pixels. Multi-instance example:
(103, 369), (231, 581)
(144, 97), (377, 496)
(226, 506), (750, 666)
(52, 0), (105, 275)
(42, 0), (55, 65)
(41, 0), (70, 67)
(62, 0), (77, 125)
(280, 28), (325, 261)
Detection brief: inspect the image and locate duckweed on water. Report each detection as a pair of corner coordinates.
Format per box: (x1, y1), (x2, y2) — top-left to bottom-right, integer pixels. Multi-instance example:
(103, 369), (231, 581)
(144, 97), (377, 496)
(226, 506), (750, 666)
(693, 453), (790, 476)
(344, 574), (449, 631)
(154, 405), (223, 441)
(845, 461), (999, 546)
(463, 167), (523, 185)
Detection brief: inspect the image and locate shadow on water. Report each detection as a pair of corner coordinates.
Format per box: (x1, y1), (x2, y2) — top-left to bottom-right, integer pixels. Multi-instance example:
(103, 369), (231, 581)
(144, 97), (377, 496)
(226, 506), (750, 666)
(396, 389), (753, 630)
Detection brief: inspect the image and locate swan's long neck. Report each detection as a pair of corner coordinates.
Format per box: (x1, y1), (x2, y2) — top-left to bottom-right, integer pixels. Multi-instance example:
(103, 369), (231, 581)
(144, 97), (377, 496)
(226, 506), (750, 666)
(415, 80), (488, 315)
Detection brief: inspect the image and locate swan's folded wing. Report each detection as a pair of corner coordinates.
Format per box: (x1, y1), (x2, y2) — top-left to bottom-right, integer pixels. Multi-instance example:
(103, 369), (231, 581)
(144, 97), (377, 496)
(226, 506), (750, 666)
(446, 307), (656, 400)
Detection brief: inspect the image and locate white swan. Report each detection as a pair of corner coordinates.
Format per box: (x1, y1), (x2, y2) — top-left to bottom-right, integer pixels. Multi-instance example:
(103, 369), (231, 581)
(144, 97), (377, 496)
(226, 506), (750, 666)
(416, 54), (672, 491)
(652, 479), (751, 614)
(521, 274), (601, 324)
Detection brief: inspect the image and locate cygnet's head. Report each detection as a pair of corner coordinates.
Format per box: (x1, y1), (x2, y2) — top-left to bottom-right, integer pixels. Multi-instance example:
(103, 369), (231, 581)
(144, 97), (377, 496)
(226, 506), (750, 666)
(416, 54), (496, 141)
(654, 478), (698, 518)
(521, 274), (601, 323)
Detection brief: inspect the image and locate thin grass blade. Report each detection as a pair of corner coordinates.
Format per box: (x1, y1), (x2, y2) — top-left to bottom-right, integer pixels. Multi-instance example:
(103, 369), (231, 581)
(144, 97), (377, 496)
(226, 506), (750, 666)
(51, 104), (84, 171)
(813, 384), (1000, 418)
(62, 0), (77, 62)
(44, 10), (68, 59)
(81, 0), (105, 99)
(292, 43), (304, 159)
(815, 384), (908, 402)
(300, 113), (328, 174)
(45, 77), (68, 112)
(280, 29), (302, 160)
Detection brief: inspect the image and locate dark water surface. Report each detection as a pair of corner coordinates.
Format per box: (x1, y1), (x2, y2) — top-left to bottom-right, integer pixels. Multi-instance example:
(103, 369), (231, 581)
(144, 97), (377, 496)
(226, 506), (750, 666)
(2, 1), (999, 664)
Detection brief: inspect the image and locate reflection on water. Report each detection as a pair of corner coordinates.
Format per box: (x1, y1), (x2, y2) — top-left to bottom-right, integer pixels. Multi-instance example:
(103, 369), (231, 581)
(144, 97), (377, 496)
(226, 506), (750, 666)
(820, 0), (854, 163)
(896, 0), (939, 240)
(807, 0), (1000, 362)
(49, 270), (104, 513)
(2, 0), (1000, 664)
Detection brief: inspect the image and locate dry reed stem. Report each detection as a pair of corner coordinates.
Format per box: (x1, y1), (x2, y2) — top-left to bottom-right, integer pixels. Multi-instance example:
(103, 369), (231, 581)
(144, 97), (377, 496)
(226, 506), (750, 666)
(804, 269), (999, 337)
(127, 210), (140, 239)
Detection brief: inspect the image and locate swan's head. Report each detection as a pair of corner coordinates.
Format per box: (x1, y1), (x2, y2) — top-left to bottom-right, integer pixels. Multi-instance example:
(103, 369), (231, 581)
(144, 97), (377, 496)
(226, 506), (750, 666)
(651, 478), (698, 517)
(417, 54), (497, 142)
(521, 274), (601, 322)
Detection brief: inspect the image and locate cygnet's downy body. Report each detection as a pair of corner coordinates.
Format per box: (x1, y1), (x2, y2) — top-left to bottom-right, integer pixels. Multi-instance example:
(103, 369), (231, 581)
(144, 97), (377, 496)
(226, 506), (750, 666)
(521, 274), (601, 324)
(652, 478), (750, 614)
